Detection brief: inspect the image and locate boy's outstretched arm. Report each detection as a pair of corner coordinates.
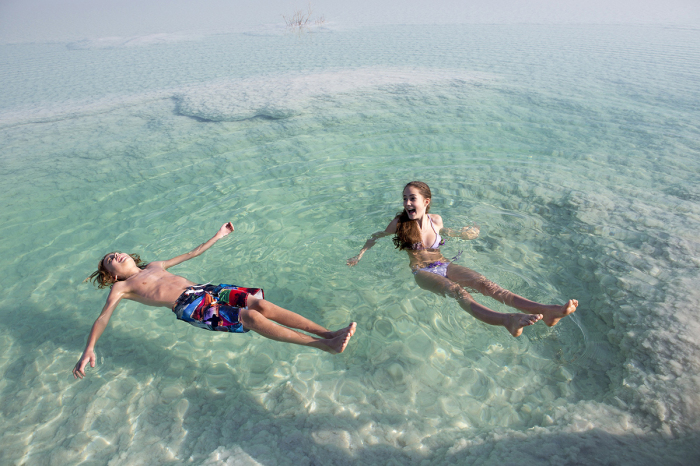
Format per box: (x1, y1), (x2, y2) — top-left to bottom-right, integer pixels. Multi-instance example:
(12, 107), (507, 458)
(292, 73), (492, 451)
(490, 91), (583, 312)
(161, 222), (234, 270)
(347, 218), (398, 266)
(73, 285), (124, 379)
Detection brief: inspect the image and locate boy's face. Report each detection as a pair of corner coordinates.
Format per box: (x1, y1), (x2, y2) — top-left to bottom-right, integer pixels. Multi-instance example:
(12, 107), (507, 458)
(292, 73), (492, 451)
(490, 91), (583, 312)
(102, 252), (135, 278)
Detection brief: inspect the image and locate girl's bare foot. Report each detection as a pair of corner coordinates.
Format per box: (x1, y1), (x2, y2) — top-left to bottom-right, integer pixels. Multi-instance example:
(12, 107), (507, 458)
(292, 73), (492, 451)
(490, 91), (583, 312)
(316, 322), (357, 354)
(506, 313), (542, 337)
(324, 323), (355, 339)
(542, 299), (578, 327)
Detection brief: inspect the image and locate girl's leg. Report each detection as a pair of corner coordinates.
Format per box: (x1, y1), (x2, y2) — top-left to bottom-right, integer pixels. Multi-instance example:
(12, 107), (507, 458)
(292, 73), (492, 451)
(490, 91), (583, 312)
(240, 296), (356, 353)
(445, 263), (578, 326)
(414, 271), (541, 337)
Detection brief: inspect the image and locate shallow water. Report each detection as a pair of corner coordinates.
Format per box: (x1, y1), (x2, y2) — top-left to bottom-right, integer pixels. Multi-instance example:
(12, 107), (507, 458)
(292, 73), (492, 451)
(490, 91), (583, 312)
(1, 24), (699, 465)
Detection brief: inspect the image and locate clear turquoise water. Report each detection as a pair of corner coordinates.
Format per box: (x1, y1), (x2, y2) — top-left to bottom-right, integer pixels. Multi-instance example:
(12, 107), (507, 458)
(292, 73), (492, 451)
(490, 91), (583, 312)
(1, 25), (699, 464)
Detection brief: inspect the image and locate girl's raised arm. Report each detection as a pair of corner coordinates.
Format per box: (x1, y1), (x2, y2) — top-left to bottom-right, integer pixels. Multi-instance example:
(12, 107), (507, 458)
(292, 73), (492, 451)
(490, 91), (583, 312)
(442, 223), (480, 240)
(430, 213), (479, 240)
(347, 218), (398, 266)
(161, 222), (234, 270)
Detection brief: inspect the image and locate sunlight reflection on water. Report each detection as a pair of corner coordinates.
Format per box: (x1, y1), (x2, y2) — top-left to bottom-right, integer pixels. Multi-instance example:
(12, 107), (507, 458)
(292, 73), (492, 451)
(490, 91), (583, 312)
(0, 24), (699, 465)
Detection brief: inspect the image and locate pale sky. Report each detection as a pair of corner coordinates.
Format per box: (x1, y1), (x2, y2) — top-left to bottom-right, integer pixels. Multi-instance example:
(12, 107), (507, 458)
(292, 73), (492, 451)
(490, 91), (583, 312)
(1, 0), (699, 43)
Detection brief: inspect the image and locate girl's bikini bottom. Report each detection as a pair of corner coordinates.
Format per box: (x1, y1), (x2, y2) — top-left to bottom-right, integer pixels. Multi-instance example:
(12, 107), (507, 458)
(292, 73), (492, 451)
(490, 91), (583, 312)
(412, 251), (462, 278)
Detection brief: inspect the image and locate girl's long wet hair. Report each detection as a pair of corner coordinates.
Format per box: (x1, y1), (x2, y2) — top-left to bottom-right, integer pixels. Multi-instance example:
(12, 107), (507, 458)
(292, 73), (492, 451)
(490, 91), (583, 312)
(84, 252), (148, 289)
(392, 181), (432, 251)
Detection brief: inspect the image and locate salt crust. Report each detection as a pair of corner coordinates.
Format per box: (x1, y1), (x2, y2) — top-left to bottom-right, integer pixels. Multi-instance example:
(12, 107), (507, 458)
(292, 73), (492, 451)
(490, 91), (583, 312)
(173, 69), (496, 122)
(66, 33), (204, 50)
(0, 68), (495, 129)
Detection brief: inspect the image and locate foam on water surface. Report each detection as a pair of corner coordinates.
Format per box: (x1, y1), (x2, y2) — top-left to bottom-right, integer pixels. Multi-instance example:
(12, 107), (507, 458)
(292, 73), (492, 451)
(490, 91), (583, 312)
(1, 24), (699, 465)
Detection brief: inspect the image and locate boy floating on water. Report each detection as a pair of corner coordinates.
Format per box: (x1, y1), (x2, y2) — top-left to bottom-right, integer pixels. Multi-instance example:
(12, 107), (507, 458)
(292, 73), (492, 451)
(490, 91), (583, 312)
(347, 181), (577, 337)
(73, 222), (356, 379)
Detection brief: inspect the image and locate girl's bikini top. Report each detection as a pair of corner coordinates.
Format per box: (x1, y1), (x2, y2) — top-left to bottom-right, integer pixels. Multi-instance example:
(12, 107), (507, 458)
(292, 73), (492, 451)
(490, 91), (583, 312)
(412, 215), (445, 250)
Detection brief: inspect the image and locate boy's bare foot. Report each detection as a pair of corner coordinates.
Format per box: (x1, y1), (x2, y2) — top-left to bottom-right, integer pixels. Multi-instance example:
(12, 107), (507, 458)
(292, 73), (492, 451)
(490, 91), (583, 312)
(542, 299), (578, 327)
(506, 313), (542, 337)
(318, 322), (357, 354)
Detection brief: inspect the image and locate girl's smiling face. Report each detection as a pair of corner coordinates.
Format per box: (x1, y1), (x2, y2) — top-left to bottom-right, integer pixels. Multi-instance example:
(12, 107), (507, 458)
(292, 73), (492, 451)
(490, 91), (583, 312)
(403, 185), (430, 220)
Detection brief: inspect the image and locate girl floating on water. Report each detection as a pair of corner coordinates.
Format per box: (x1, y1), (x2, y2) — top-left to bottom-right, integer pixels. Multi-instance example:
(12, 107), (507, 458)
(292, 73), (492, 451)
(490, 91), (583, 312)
(347, 181), (577, 337)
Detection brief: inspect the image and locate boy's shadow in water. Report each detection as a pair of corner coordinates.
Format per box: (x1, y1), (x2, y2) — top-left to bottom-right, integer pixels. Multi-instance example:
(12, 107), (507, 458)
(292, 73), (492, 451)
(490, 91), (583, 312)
(3, 305), (699, 465)
(0, 303), (379, 464)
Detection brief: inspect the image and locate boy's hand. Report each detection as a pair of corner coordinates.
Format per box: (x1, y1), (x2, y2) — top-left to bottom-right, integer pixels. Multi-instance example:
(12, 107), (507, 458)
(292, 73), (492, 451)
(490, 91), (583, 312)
(347, 255), (360, 267)
(73, 349), (96, 379)
(217, 222), (234, 238)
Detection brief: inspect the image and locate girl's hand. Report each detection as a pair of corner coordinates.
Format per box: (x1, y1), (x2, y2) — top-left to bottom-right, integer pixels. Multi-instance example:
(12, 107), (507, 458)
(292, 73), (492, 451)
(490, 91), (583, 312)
(347, 255), (361, 267)
(217, 222), (234, 238)
(460, 224), (480, 240)
(73, 349), (96, 379)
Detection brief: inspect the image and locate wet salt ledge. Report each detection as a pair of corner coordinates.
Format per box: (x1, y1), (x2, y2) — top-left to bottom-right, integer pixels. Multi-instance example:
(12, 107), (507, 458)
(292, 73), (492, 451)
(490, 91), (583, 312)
(173, 69), (495, 122)
(1, 25), (699, 465)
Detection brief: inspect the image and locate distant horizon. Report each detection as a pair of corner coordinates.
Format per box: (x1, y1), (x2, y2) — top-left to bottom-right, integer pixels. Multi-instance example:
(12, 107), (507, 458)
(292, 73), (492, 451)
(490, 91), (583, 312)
(1, 0), (699, 44)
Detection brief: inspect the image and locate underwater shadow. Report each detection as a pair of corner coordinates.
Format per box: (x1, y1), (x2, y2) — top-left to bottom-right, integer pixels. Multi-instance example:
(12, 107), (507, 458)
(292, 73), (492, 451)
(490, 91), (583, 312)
(2, 303), (698, 465)
(0, 301), (371, 465)
(176, 382), (700, 466)
(442, 428), (700, 466)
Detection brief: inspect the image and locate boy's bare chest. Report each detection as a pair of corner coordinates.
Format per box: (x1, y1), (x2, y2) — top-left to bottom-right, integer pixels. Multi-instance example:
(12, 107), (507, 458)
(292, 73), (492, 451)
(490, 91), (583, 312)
(126, 269), (192, 305)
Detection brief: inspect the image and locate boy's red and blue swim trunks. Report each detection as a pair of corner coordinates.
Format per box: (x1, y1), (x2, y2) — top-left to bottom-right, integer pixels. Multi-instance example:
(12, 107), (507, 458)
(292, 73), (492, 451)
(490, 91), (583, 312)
(172, 284), (264, 333)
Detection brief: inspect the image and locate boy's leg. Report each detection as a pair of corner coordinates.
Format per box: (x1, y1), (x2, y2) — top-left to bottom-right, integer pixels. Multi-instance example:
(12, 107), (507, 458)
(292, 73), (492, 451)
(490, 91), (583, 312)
(246, 296), (339, 338)
(445, 263), (578, 326)
(414, 271), (541, 337)
(240, 297), (356, 353)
